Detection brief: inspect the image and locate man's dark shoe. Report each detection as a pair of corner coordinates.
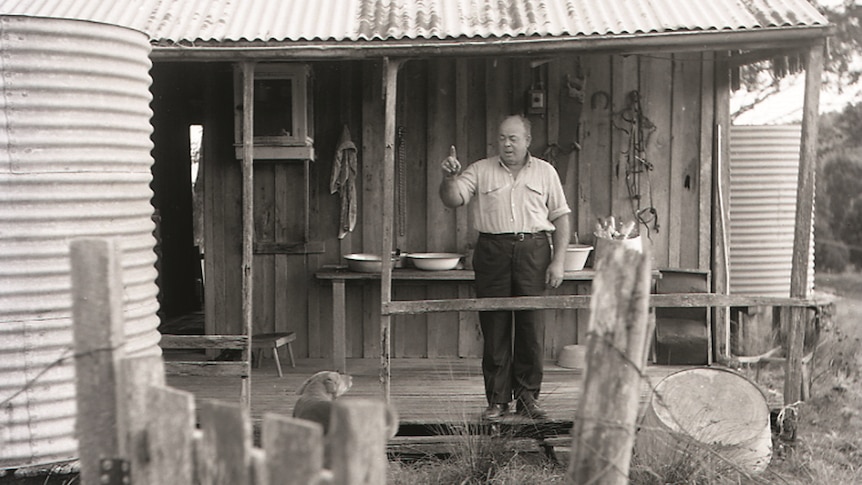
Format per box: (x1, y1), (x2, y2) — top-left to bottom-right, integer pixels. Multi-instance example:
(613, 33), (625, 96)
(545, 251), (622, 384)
(482, 403), (509, 420)
(516, 399), (547, 420)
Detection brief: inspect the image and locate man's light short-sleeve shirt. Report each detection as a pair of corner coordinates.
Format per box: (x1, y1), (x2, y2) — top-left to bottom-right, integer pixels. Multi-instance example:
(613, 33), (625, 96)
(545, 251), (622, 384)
(453, 155), (571, 234)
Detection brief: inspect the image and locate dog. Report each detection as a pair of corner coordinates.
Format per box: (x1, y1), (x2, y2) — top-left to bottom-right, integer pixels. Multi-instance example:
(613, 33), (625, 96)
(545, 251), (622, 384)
(292, 371), (354, 434)
(292, 370), (399, 439)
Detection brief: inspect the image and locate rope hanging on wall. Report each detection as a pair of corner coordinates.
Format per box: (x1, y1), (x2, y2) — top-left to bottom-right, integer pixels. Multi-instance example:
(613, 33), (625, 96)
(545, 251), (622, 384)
(615, 90), (659, 238)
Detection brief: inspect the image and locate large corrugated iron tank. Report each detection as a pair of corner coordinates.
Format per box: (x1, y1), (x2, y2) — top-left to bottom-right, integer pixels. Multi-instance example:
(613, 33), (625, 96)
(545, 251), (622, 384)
(0, 15), (160, 469)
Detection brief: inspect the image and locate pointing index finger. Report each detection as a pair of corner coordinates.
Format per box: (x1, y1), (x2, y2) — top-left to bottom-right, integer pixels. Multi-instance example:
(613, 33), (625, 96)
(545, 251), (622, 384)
(449, 145), (457, 159)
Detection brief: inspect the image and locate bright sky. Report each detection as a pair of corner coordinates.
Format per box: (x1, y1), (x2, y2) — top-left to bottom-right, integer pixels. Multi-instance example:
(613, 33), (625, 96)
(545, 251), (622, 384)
(731, 0), (861, 125)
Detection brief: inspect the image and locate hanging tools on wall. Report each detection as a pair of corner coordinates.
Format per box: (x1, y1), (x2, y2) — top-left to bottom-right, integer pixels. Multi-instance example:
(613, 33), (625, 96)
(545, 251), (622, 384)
(614, 90), (659, 238)
(563, 68), (586, 152)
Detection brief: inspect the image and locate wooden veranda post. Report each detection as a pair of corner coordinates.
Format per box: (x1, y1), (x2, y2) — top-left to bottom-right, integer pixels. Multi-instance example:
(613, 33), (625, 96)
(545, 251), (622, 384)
(785, 41), (823, 405)
(380, 58), (402, 400)
(240, 61), (256, 409)
(569, 242), (653, 485)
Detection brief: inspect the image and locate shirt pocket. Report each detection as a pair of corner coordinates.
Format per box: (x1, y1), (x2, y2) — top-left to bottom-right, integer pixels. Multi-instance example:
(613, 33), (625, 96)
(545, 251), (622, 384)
(524, 183), (547, 215)
(483, 183), (508, 197)
(480, 183), (509, 218)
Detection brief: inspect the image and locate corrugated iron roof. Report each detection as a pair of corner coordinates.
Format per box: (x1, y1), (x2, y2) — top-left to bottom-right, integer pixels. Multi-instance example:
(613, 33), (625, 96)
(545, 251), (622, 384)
(0, 0), (828, 44)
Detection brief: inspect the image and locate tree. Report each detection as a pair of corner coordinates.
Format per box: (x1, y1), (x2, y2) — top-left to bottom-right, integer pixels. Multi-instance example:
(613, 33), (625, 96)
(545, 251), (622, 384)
(839, 197), (862, 267)
(816, 147), (862, 271)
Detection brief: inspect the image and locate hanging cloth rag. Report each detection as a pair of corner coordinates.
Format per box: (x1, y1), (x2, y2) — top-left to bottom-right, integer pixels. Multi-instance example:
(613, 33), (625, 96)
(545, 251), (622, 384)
(330, 125), (358, 239)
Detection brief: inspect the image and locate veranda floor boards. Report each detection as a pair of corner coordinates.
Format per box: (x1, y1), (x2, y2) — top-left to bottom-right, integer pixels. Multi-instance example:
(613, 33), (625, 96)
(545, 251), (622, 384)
(165, 357), (688, 428)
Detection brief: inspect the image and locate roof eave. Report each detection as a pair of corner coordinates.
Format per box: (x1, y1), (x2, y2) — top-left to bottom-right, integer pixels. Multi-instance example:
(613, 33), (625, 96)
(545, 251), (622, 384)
(150, 25), (831, 62)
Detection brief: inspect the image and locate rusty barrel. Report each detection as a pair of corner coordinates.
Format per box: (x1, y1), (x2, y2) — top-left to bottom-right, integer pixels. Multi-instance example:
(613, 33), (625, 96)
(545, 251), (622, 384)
(635, 367), (772, 475)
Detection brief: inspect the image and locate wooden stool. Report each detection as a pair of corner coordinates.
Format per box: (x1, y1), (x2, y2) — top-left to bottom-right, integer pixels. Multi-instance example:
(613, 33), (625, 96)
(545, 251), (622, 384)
(251, 332), (296, 377)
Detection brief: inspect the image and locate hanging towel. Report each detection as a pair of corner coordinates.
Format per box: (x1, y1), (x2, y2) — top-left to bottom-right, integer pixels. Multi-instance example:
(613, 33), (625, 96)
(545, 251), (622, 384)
(330, 125), (358, 239)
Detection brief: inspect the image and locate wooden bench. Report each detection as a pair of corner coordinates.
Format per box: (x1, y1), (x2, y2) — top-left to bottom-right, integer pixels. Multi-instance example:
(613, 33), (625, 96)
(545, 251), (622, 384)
(252, 332), (296, 377)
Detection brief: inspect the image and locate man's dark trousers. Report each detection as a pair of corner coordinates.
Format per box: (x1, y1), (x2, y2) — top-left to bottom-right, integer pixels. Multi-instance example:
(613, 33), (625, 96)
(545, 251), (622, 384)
(473, 233), (551, 406)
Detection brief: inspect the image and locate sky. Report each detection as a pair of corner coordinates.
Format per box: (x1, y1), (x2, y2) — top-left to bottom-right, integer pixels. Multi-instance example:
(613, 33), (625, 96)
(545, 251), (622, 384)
(731, 72), (862, 125)
(731, 0), (862, 125)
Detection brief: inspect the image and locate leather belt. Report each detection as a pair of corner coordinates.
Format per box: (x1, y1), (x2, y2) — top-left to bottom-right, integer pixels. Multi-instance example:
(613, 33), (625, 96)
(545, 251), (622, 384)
(479, 232), (548, 242)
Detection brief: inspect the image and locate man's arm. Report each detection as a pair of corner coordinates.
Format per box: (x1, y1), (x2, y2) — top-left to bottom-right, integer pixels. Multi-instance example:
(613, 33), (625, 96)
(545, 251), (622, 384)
(439, 175), (464, 208)
(546, 214), (571, 288)
(439, 145), (464, 208)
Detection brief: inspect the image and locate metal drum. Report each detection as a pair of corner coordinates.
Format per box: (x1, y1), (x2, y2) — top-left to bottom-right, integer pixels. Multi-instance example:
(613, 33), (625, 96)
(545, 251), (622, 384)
(0, 15), (158, 468)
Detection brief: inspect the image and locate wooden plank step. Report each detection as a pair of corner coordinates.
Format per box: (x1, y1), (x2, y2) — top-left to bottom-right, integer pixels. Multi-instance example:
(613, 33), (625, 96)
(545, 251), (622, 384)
(540, 436), (572, 448)
(387, 435), (543, 456)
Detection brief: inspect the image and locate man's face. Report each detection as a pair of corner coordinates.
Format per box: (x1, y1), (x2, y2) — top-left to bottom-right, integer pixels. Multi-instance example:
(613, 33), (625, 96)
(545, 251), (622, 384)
(498, 117), (531, 166)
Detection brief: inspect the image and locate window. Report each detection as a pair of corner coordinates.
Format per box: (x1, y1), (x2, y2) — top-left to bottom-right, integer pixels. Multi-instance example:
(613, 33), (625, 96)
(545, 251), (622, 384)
(234, 63), (314, 160)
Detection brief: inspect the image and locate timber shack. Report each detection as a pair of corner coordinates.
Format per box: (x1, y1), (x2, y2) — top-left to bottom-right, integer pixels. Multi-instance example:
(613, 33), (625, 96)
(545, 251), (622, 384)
(0, 0), (836, 468)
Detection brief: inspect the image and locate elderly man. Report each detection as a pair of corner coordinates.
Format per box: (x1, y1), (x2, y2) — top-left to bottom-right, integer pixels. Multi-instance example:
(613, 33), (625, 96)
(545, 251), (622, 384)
(439, 114), (571, 420)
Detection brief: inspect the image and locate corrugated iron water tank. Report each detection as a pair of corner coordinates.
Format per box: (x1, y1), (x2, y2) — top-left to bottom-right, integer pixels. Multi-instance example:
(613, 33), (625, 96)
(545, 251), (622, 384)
(728, 125), (815, 297)
(0, 16), (159, 468)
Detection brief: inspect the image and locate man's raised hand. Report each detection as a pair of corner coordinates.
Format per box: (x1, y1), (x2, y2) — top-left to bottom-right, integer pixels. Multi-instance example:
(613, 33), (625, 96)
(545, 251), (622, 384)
(442, 145), (461, 176)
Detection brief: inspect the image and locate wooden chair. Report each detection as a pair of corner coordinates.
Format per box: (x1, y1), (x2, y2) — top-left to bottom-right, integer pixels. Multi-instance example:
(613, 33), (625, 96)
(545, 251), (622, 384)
(251, 332), (296, 377)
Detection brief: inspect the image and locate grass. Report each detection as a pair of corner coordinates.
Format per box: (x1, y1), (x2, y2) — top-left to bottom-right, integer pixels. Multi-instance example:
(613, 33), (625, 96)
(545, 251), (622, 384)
(760, 271), (862, 484)
(388, 427), (568, 485)
(388, 271), (862, 484)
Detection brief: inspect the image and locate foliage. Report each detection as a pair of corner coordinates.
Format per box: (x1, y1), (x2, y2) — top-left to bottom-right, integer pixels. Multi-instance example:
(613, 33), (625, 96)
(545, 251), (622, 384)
(839, 198), (862, 267)
(819, 156), (862, 234)
(815, 150), (862, 269)
(819, 2), (862, 89)
(733, 1), (862, 119)
(814, 216), (849, 272)
(815, 104), (862, 272)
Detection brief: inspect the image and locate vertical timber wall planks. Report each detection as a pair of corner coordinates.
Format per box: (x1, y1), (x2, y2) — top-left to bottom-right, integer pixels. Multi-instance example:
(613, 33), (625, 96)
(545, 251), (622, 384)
(394, 60), (429, 358)
(458, 60), (487, 358)
(699, 53), (715, 272)
(669, 54), (703, 269)
(200, 54), (715, 362)
(610, 55), (639, 226)
(361, 61), (385, 358)
(425, 58), (459, 358)
(202, 64), (243, 338)
(639, 54), (673, 268)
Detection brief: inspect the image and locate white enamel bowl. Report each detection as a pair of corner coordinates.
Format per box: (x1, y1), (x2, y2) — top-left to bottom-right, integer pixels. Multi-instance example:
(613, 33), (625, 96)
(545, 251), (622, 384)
(344, 253), (392, 272)
(407, 253), (462, 271)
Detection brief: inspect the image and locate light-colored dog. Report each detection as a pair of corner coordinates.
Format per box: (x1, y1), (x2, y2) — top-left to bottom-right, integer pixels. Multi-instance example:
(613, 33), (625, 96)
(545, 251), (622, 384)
(292, 370), (399, 440)
(292, 371), (354, 434)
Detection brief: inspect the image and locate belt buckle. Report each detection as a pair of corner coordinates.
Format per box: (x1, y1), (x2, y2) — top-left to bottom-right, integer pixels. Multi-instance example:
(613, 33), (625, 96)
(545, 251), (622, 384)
(517, 233), (526, 242)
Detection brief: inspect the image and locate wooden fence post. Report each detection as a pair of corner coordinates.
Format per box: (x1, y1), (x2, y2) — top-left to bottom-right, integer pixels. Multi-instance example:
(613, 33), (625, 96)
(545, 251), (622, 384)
(123, 355), (166, 484)
(71, 238), (129, 484)
(568, 241), (653, 485)
(263, 413), (325, 485)
(328, 399), (388, 485)
(145, 384), (197, 485)
(196, 399), (252, 485)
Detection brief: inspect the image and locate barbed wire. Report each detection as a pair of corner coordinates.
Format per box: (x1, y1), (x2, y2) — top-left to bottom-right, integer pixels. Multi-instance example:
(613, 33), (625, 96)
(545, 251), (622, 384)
(2, 318), (814, 483)
(0, 344), (124, 408)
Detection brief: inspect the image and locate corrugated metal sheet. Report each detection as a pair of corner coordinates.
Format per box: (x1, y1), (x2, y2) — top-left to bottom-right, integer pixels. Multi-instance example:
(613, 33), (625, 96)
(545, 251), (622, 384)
(0, 15), (159, 468)
(728, 125), (815, 298)
(0, 0), (829, 44)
